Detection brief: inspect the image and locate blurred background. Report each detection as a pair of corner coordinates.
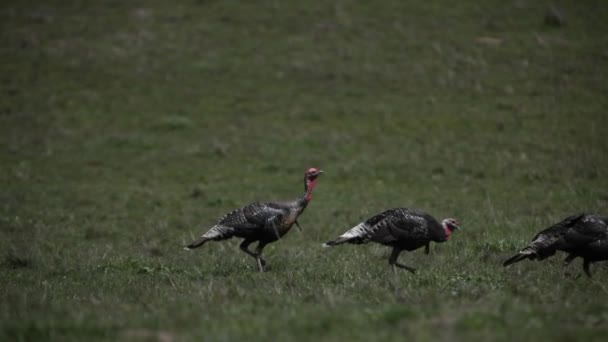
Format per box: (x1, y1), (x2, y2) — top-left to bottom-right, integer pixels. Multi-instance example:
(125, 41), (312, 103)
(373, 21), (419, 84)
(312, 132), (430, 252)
(1, 1), (608, 341)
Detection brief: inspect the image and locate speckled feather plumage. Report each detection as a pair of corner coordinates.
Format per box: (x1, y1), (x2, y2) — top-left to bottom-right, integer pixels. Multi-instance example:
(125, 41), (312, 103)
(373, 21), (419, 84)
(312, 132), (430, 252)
(201, 200), (303, 241)
(326, 208), (448, 249)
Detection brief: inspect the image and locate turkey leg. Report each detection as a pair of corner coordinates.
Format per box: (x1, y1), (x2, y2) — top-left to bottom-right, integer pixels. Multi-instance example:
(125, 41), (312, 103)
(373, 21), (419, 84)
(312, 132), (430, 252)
(583, 259), (592, 278)
(255, 241), (268, 272)
(388, 247), (416, 274)
(239, 239), (267, 272)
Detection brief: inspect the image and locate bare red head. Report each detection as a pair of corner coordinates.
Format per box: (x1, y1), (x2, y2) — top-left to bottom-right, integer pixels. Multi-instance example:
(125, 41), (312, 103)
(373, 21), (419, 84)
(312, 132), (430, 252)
(441, 218), (461, 239)
(304, 168), (323, 201)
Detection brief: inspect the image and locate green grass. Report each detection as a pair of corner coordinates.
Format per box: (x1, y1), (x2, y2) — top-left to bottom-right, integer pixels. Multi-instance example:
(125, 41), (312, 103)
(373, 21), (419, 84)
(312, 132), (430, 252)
(2, 0), (608, 340)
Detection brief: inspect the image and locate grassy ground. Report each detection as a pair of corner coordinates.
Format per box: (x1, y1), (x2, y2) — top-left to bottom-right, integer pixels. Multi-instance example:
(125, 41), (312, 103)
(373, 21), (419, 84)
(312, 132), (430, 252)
(2, 0), (608, 341)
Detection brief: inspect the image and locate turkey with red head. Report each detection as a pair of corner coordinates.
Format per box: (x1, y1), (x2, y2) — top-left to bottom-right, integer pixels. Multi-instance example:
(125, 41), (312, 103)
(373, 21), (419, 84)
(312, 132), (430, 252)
(503, 213), (608, 277)
(184, 168), (323, 272)
(323, 208), (460, 274)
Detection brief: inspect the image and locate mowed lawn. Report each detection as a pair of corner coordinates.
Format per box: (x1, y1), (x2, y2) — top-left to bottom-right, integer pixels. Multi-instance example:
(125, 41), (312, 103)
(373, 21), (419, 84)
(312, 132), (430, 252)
(1, 1), (608, 341)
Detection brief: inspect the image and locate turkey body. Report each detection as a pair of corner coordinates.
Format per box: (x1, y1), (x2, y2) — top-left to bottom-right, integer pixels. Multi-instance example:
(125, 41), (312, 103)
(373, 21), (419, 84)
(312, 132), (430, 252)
(323, 208), (459, 273)
(208, 200), (308, 243)
(184, 168), (323, 272)
(503, 214), (608, 277)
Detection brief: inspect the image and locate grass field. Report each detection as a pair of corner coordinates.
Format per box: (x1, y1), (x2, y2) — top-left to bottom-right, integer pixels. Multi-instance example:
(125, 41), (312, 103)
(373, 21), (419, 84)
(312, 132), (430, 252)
(2, 0), (608, 341)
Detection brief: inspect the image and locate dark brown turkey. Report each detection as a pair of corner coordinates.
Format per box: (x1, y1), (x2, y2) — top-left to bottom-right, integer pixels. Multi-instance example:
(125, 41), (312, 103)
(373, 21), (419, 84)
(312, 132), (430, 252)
(503, 213), (608, 277)
(323, 208), (460, 274)
(184, 168), (323, 272)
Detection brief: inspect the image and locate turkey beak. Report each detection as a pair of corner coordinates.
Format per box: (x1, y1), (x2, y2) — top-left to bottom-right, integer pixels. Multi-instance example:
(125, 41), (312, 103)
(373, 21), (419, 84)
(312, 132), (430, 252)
(317, 170), (324, 176)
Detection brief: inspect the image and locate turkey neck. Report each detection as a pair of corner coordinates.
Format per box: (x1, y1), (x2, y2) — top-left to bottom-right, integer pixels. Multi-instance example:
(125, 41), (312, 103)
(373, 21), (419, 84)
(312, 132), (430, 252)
(295, 177), (318, 209)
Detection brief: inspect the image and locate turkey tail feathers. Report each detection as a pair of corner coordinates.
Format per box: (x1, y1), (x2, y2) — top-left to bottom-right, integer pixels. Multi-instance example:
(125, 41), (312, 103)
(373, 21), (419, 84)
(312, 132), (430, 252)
(322, 237), (350, 247)
(503, 252), (531, 267)
(184, 237), (210, 250)
(322, 222), (371, 247)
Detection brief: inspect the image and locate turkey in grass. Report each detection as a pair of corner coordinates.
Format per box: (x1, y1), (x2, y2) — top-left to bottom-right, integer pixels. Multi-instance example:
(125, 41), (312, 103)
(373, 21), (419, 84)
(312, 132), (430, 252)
(323, 208), (461, 274)
(184, 168), (323, 272)
(503, 213), (608, 277)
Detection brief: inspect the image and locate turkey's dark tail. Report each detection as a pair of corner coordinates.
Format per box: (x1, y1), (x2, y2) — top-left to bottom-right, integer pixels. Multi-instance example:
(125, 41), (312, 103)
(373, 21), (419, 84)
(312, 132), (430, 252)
(503, 252), (532, 267)
(184, 237), (210, 250)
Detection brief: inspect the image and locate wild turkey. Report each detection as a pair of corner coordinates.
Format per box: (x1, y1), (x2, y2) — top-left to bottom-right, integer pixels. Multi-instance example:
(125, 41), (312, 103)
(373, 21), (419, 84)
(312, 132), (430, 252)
(503, 214), (608, 277)
(184, 168), (323, 272)
(322, 208), (460, 274)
